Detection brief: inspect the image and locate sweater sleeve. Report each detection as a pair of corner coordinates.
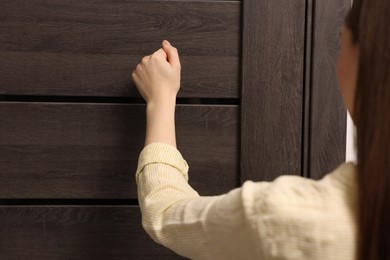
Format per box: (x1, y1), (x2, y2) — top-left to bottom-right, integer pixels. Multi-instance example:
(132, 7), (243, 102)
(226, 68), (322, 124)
(135, 142), (263, 259)
(135, 143), (357, 260)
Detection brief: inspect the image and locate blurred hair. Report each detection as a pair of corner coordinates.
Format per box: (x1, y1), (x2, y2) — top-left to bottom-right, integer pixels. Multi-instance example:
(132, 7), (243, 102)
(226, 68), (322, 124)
(346, 0), (390, 259)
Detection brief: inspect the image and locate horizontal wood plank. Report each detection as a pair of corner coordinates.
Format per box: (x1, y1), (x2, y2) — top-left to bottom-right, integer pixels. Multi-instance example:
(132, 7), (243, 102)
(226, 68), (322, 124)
(0, 0), (241, 98)
(0, 206), (185, 259)
(0, 103), (239, 198)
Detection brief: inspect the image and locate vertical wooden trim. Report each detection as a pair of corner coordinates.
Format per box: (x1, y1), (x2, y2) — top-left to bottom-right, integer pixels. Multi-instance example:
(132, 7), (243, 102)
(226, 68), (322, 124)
(241, 0), (306, 182)
(309, 0), (350, 179)
(302, 0), (314, 178)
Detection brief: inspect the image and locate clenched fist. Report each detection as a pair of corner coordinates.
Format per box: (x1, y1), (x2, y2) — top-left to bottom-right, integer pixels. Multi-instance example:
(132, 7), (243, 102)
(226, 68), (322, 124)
(132, 40), (181, 106)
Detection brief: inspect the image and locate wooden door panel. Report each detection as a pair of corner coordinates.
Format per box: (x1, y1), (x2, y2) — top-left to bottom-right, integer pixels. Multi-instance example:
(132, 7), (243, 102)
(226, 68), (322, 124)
(0, 0), (241, 98)
(241, 0), (306, 182)
(0, 206), (185, 259)
(304, 0), (349, 179)
(0, 103), (239, 198)
(0, 0), (349, 258)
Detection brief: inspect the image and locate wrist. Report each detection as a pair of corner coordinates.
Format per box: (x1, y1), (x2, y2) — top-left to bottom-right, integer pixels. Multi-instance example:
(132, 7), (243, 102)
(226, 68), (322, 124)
(147, 97), (176, 111)
(145, 96), (177, 148)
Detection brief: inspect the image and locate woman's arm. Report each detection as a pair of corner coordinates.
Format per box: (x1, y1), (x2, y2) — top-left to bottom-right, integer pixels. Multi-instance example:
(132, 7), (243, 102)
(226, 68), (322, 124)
(145, 100), (176, 148)
(132, 40), (180, 148)
(132, 41), (261, 258)
(131, 41), (357, 259)
(135, 142), (263, 259)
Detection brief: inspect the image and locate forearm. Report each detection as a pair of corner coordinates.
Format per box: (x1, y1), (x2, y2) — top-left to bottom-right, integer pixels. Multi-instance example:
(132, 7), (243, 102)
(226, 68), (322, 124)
(136, 144), (256, 259)
(135, 143), (201, 257)
(144, 98), (177, 148)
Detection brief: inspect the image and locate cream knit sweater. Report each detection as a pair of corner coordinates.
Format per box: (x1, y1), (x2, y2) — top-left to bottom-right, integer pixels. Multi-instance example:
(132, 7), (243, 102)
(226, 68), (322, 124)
(136, 142), (357, 260)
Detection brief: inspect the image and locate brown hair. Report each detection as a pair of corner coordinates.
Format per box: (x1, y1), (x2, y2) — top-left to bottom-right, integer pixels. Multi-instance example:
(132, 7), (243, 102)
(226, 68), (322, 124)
(346, 0), (390, 259)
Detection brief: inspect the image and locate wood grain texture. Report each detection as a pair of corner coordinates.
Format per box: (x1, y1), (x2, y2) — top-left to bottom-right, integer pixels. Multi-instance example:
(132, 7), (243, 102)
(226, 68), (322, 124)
(0, 0), (241, 98)
(0, 206), (185, 259)
(0, 102), (239, 198)
(240, 0), (305, 182)
(308, 0), (350, 179)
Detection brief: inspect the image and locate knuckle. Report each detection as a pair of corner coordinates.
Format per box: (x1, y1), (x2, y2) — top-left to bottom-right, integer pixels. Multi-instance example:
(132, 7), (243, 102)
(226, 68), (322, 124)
(141, 56), (148, 63)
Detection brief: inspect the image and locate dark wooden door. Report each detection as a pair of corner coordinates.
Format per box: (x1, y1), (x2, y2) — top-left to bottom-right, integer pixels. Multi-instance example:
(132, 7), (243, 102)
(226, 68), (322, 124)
(0, 0), (348, 258)
(242, 0), (350, 183)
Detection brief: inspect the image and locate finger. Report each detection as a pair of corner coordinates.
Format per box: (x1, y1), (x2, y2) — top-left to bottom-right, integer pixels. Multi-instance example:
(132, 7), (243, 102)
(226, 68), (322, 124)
(135, 63), (143, 72)
(131, 70), (138, 82)
(162, 40), (181, 70)
(141, 55), (150, 64)
(152, 48), (167, 60)
(132, 67), (141, 79)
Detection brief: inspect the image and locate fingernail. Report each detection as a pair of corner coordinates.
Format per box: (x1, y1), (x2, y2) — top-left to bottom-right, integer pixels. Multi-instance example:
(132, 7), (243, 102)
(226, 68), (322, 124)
(164, 40), (171, 46)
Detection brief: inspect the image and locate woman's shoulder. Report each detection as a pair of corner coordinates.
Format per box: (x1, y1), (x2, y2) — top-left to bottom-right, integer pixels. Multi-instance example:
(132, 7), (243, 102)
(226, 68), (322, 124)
(241, 163), (357, 259)
(242, 162), (357, 208)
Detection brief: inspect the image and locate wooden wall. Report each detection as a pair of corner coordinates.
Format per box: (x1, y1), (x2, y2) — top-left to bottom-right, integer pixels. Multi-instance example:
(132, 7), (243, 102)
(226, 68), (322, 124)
(0, 0), (348, 258)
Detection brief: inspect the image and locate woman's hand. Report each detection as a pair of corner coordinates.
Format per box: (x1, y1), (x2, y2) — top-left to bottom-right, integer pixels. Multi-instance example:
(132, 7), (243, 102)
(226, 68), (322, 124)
(132, 40), (181, 107)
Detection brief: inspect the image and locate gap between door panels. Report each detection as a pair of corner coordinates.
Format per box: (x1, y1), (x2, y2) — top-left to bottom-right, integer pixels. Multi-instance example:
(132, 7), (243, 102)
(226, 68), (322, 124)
(301, 0), (315, 179)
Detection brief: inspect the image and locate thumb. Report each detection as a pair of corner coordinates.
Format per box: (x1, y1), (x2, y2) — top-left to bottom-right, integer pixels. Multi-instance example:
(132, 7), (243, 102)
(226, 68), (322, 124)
(162, 40), (181, 70)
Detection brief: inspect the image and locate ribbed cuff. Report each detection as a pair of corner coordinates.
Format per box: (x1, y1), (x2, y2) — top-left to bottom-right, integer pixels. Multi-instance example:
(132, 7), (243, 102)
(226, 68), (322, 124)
(135, 142), (189, 181)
